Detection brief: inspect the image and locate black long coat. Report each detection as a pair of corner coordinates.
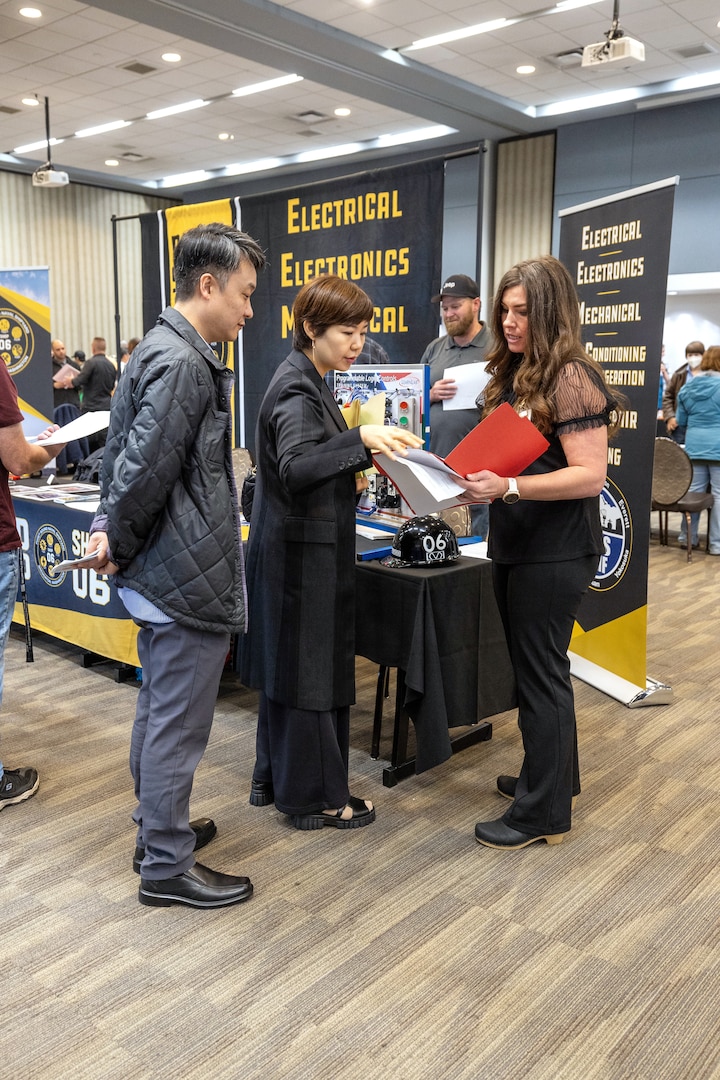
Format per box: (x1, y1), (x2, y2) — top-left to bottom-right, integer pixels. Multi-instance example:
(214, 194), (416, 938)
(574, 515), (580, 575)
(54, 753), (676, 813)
(241, 349), (372, 711)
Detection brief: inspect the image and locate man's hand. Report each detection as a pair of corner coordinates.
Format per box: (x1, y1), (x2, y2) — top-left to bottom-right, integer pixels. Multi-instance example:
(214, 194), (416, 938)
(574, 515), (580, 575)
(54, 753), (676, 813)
(86, 531), (119, 576)
(666, 416), (678, 433)
(430, 377), (457, 404)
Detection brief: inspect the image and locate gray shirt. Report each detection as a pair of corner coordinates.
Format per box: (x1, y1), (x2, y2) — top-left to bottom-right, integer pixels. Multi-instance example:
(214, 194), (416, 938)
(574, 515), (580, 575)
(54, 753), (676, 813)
(420, 323), (491, 457)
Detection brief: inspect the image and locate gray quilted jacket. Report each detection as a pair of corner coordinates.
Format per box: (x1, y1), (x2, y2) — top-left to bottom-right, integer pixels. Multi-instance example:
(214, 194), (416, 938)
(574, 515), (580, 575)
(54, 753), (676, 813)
(97, 307), (247, 633)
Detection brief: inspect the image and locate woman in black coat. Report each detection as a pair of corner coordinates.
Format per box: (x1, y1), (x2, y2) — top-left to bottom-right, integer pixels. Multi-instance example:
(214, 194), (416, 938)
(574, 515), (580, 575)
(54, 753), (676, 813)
(241, 275), (422, 830)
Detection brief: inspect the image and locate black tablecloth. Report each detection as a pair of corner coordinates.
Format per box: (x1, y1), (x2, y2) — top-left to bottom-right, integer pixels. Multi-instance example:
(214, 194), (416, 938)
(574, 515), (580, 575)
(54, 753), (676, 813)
(355, 551), (516, 772)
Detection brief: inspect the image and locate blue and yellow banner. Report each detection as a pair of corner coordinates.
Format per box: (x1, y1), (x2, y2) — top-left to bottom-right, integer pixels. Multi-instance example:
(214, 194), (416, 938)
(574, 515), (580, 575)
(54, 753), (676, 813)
(0, 268), (53, 433)
(558, 177), (678, 700)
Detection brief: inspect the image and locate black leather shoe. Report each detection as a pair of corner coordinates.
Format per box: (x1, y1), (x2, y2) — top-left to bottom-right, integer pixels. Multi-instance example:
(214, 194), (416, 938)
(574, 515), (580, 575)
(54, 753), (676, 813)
(138, 862), (253, 908)
(475, 817), (566, 849)
(496, 774), (518, 800)
(133, 817), (217, 874)
(249, 779), (274, 807)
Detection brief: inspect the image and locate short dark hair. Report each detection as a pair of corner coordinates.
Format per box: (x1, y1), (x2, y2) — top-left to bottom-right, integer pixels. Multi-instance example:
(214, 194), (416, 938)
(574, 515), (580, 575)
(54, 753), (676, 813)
(292, 275), (374, 350)
(685, 340), (705, 356)
(174, 223), (266, 301)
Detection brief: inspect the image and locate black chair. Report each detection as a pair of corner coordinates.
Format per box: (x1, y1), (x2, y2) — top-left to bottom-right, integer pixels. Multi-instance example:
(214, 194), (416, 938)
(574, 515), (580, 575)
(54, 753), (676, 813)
(53, 404), (90, 476)
(651, 437), (713, 562)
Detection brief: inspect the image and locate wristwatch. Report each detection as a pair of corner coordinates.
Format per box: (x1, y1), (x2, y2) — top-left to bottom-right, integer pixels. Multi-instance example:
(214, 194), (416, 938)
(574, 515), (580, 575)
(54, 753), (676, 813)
(502, 478), (520, 504)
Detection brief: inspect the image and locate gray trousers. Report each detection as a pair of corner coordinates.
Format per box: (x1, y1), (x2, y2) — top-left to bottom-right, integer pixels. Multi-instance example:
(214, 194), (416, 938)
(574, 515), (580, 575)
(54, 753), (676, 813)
(131, 618), (230, 879)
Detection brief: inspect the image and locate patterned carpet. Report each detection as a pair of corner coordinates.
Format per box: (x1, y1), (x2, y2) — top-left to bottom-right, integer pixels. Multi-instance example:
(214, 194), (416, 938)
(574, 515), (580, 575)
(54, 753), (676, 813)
(1, 533), (719, 1079)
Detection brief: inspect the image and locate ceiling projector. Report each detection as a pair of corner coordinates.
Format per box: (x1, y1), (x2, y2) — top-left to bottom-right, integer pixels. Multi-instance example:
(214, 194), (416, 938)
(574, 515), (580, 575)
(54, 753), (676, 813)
(582, 36), (645, 66)
(32, 167), (69, 188)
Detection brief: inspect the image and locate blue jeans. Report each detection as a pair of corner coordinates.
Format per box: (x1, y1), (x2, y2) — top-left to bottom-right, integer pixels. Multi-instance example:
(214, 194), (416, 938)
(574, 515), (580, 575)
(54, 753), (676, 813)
(0, 548), (20, 777)
(681, 461), (720, 554)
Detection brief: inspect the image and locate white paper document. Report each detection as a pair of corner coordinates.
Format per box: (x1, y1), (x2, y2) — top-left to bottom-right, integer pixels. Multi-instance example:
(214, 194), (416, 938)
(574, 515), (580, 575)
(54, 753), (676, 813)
(28, 411), (110, 445)
(373, 449), (473, 517)
(51, 551), (101, 574)
(442, 362), (491, 410)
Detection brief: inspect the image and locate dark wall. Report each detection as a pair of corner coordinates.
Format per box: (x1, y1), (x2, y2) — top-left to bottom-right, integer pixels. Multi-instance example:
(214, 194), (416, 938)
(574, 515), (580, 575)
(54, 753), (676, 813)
(552, 98), (720, 274)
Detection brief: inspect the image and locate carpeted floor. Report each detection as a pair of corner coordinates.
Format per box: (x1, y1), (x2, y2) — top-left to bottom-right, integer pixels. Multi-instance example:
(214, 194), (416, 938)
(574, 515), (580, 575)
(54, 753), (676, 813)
(1, 534), (719, 1079)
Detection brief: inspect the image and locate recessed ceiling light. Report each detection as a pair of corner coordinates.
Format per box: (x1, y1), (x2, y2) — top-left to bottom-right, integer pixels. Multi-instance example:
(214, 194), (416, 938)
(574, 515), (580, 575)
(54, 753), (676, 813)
(13, 137), (62, 154)
(232, 73), (303, 97)
(19, 7), (42, 18)
(162, 52), (182, 63)
(517, 65), (536, 74)
(146, 99), (209, 119)
(334, 107), (351, 117)
(218, 132), (234, 141)
(22, 97), (40, 106)
(74, 119), (132, 138)
(160, 169), (211, 188)
(105, 159), (119, 166)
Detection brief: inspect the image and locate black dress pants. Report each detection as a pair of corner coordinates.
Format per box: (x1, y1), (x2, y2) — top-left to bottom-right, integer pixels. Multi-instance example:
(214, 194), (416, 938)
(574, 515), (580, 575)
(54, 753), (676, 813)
(491, 555), (597, 836)
(253, 692), (351, 816)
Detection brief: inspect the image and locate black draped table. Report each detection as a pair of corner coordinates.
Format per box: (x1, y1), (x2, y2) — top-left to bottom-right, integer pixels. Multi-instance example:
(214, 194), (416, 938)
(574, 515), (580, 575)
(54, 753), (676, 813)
(354, 541), (516, 785)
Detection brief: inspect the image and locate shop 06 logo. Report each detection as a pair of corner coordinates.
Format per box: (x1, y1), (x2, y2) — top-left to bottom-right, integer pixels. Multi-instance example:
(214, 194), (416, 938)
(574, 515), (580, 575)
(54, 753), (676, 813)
(34, 524), (68, 587)
(591, 479), (632, 591)
(0, 309), (34, 375)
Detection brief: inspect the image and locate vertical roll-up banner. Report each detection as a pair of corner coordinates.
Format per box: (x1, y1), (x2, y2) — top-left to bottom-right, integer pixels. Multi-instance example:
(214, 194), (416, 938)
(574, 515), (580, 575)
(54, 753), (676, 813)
(139, 198), (241, 438)
(558, 177), (678, 706)
(0, 267), (53, 435)
(240, 160), (444, 456)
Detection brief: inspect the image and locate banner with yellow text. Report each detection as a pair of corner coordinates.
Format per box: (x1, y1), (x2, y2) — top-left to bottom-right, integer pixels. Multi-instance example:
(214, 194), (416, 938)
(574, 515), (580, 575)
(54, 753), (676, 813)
(240, 160), (444, 455)
(558, 177), (678, 701)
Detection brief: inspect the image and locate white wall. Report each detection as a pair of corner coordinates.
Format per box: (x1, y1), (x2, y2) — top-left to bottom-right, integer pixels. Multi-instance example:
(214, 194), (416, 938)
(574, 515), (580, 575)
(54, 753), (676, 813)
(663, 293), (720, 373)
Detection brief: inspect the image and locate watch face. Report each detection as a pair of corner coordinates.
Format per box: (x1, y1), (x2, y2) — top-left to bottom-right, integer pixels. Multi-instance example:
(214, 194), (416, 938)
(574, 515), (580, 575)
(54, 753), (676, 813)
(503, 491), (519, 503)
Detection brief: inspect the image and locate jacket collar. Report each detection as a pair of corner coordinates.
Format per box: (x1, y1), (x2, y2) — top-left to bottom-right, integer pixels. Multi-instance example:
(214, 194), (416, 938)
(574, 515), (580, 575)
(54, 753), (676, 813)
(287, 348), (346, 433)
(158, 306), (230, 373)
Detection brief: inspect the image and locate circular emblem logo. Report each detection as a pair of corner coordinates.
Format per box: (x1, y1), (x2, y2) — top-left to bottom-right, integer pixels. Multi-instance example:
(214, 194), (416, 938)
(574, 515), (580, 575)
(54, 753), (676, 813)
(34, 524), (68, 587)
(591, 478), (632, 591)
(0, 308), (35, 375)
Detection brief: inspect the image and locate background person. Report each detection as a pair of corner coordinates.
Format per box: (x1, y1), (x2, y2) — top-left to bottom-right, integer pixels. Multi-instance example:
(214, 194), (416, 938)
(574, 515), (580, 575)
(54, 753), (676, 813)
(59, 337), (116, 451)
(675, 345), (720, 555)
(241, 274), (422, 831)
(420, 273), (491, 537)
(86, 223), (266, 909)
(51, 339), (80, 410)
(460, 255), (621, 851)
(0, 362), (65, 811)
(663, 340), (705, 444)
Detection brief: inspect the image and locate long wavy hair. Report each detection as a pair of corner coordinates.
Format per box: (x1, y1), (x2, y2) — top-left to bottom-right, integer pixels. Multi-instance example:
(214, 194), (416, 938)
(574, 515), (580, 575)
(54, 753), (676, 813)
(483, 255), (621, 435)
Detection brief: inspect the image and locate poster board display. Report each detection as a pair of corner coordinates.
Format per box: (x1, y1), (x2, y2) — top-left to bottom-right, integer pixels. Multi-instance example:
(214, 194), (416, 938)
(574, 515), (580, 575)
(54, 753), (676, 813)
(332, 364), (430, 517)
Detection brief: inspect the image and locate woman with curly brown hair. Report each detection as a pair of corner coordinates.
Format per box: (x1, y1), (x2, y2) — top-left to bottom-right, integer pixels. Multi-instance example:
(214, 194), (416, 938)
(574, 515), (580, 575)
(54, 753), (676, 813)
(461, 255), (622, 849)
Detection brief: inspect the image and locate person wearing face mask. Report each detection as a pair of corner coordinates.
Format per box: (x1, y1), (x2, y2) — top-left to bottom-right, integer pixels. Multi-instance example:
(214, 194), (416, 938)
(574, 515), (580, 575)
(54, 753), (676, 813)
(662, 340), (705, 444)
(241, 275), (422, 831)
(675, 346), (720, 555)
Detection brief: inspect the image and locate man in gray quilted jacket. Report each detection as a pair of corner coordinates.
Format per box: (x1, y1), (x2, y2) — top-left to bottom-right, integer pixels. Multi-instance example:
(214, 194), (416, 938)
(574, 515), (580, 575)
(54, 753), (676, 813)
(87, 223), (266, 909)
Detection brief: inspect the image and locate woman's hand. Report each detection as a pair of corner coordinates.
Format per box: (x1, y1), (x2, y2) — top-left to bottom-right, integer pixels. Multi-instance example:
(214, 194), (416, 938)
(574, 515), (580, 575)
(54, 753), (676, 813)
(462, 470), (505, 503)
(359, 425), (423, 460)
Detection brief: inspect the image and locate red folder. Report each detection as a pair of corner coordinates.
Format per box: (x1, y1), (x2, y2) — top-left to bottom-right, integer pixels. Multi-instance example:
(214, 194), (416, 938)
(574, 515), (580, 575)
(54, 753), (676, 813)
(444, 402), (549, 478)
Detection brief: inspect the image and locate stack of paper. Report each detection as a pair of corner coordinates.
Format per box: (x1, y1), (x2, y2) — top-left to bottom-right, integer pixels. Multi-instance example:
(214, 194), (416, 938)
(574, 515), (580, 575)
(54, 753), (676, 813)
(372, 403), (549, 517)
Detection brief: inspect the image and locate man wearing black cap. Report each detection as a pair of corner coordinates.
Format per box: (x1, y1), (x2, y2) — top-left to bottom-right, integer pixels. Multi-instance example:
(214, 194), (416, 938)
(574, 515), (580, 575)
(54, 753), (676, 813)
(420, 273), (491, 535)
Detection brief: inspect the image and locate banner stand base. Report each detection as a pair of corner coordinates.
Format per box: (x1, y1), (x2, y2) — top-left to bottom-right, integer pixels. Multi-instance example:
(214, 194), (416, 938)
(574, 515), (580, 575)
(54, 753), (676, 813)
(569, 652), (673, 708)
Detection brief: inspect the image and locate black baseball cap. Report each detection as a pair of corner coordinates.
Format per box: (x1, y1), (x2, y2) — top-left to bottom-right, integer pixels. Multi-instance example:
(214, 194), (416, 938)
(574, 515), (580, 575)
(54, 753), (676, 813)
(432, 274), (479, 303)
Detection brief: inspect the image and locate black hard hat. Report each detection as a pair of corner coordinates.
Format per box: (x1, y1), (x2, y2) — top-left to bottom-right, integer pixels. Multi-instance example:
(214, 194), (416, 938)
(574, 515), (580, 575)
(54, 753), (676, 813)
(381, 515), (460, 568)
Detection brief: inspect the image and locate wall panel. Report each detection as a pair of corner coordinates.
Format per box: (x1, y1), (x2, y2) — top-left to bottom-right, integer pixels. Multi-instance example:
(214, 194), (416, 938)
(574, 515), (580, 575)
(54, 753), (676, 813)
(0, 171), (174, 359)
(493, 133), (555, 291)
